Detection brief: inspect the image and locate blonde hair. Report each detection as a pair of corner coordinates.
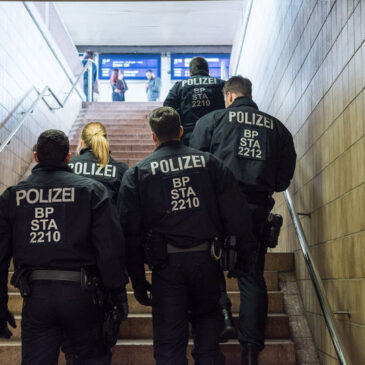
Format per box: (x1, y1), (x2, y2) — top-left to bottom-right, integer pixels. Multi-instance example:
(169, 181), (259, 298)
(77, 122), (110, 167)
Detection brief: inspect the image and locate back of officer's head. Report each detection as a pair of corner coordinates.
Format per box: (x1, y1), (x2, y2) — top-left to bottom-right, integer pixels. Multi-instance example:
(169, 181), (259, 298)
(189, 57), (209, 76)
(149, 107), (181, 143)
(223, 76), (252, 98)
(78, 122), (110, 167)
(36, 129), (69, 162)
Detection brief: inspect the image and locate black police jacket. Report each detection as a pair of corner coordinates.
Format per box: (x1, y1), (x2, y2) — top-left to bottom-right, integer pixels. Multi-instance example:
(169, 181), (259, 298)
(190, 97), (297, 195)
(0, 160), (128, 308)
(163, 72), (225, 133)
(118, 140), (253, 286)
(69, 148), (128, 203)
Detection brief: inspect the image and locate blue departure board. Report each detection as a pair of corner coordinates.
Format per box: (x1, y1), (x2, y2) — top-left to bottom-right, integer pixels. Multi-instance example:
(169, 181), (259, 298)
(171, 54), (230, 80)
(98, 54), (161, 80)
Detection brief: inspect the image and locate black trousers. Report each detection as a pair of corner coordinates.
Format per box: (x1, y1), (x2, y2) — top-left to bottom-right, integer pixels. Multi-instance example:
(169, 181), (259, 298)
(237, 202), (270, 351)
(237, 242), (268, 350)
(152, 251), (225, 365)
(21, 281), (111, 365)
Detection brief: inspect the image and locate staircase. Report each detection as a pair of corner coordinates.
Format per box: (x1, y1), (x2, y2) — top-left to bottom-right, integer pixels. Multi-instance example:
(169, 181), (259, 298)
(0, 102), (297, 364)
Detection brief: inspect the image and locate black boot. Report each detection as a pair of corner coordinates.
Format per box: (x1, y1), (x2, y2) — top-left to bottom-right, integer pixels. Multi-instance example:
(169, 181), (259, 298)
(241, 343), (259, 365)
(219, 308), (235, 343)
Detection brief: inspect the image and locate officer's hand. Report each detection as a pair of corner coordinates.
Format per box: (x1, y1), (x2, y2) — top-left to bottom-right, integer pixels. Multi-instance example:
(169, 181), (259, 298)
(0, 310), (16, 339)
(134, 280), (152, 306)
(110, 289), (129, 321)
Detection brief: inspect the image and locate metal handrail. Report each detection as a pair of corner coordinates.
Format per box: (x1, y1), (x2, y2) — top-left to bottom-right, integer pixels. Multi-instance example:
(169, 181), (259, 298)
(283, 190), (351, 365)
(0, 60), (92, 154)
(0, 87), (50, 154)
(62, 60), (91, 106)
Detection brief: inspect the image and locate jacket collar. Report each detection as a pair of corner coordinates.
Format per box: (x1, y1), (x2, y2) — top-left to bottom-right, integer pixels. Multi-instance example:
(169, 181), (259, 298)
(228, 96), (259, 110)
(155, 140), (181, 151)
(191, 71), (209, 77)
(32, 160), (72, 173)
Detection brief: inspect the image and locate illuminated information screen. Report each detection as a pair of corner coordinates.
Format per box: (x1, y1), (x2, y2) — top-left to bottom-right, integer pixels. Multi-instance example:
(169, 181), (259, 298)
(98, 54), (161, 80)
(171, 53), (230, 80)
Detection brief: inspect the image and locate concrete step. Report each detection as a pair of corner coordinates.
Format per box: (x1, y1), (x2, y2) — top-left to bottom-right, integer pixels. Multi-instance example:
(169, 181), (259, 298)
(7, 270), (279, 293)
(72, 124), (150, 130)
(8, 253), (293, 273)
(7, 290), (283, 315)
(10, 313), (289, 341)
(69, 139), (154, 146)
(70, 144), (155, 152)
(0, 339), (296, 364)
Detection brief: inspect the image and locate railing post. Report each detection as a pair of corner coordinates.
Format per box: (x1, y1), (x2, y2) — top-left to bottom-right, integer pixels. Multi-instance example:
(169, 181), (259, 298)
(88, 62), (93, 102)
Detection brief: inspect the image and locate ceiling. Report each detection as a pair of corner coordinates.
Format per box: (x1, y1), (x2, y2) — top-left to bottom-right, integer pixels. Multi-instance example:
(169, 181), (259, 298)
(56, 1), (243, 46)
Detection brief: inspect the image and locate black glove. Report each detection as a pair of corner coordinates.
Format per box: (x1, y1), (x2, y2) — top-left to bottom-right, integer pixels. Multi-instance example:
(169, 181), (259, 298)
(133, 280), (152, 306)
(110, 289), (128, 320)
(0, 310), (16, 339)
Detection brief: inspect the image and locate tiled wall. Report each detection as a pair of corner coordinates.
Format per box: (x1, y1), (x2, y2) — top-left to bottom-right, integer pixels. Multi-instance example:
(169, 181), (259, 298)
(234, 0), (364, 363)
(0, 2), (82, 194)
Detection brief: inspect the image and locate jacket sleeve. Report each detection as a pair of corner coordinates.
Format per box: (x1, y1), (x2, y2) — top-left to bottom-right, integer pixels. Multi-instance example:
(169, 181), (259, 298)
(152, 77), (161, 93)
(208, 155), (254, 241)
(91, 183), (128, 291)
(118, 168), (146, 289)
(0, 190), (12, 312)
(275, 125), (297, 192)
(163, 82), (180, 112)
(190, 112), (216, 152)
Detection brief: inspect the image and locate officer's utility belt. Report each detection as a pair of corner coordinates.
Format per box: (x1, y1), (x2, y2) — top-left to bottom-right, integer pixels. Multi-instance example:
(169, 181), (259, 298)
(167, 242), (210, 254)
(11, 268), (101, 297)
(30, 270), (81, 282)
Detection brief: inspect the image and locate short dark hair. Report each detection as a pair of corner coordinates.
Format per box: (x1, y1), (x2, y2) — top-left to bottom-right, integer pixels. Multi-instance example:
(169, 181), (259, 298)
(223, 76), (252, 97)
(36, 129), (69, 162)
(189, 57), (209, 75)
(146, 69), (153, 73)
(149, 107), (181, 141)
(83, 50), (95, 60)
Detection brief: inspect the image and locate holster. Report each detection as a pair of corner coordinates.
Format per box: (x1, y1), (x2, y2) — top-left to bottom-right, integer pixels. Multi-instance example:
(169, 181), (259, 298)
(80, 268), (101, 293)
(143, 231), (168, 270)
(10, 268), (31, 298)
(219, 236), (237, 272)
(95, 290), (123, 349)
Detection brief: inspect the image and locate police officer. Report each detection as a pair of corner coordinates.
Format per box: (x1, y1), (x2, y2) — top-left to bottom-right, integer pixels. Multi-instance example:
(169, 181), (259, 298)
(0, 130), (128, 365)
(69, 121), (128, 203)
(164, 56), (225, 145)
(118, 107), (254, 365)
(190, 76), (297, 365)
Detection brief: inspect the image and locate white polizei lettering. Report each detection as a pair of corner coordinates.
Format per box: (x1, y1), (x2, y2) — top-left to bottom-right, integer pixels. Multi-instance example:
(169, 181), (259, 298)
(62, 188), (74, 202)
(112, 166), (116, 177)
(27, 189), (40, 204)
(182, 156), (193, 169)
(264, 116), (273, 129)
(95, 165), (104, 176)
(52, 188), (63, 203)
(228, 111), (236, 122)
(229, 111), (273, 129)
(104, 164), (112, 177)
(150, 156), (206, 175)
(192, 155), (202, 168)
(201, 156), (206, 167)
(151, 161), (159, 175)
(160, 160), (169, 173)
(74, 162), (83, 174)
(82, 163), (90, 175)
(15, 188), (75, 206)
(254, 114), (263, 127)
(168, 159), (179, 172)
